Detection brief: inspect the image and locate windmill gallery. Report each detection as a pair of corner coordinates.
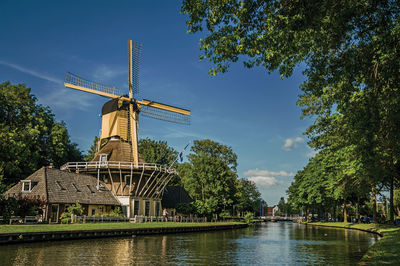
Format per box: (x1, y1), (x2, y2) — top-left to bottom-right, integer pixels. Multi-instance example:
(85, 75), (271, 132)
(5, 40), (192, 222)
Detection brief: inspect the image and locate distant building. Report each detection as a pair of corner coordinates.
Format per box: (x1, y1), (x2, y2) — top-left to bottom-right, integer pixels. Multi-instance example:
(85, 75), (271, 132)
(5, 166), (121, 223)
(161, 186), (193, 217)
(267, 206), (279, 216)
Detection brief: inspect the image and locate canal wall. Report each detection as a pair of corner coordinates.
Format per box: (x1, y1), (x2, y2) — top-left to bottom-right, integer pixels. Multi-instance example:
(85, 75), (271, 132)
(305, 223), (383, 237)
(0, 223), (248, 245)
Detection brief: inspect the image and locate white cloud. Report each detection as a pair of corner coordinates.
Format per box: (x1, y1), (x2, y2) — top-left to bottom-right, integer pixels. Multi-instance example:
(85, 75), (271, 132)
(248, 176), (278, 188)
(0, 60), (63, 84)
(92, 64), (126, 83)
(0, 60), (94, 111)
(39, 85), (94, 111)
(244, 168), (294, 189)
(282, 137), (304, 151)
(162, 127), (205, 139)
(244, 169), (294, 177)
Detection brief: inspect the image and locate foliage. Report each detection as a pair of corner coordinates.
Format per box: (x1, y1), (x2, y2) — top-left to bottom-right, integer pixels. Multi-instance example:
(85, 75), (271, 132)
(236, 178), (262, 215)
(179, 139), (239, 216)
(0, 196), (46, 222)
(182, 0), (400, 223)
(138, 138), (178, 165)
(138, 137), (181, 185)
(107, 207), (123, 217)
(60, 201), (84, 224)
(85, 136), (99, 162)
(0, 82), (83, 193)
(0, 196), (18, 222)
(176, 202), (196, 215)
(243, 212), (253, 224)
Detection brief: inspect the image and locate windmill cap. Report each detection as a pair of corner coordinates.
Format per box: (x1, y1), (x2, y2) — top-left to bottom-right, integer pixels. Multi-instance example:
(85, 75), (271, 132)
(102, 98), (129, 115)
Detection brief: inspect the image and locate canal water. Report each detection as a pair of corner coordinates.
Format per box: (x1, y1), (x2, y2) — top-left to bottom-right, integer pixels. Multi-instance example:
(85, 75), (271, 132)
(0, 223), (378, 265)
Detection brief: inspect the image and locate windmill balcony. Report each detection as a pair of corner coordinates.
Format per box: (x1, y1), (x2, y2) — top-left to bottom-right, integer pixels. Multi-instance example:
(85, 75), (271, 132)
(60, 161), (177, 175)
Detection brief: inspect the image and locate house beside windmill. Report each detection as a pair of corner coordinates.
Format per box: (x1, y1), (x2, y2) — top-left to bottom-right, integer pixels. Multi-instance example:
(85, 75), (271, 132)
(5, 166), (121, 223)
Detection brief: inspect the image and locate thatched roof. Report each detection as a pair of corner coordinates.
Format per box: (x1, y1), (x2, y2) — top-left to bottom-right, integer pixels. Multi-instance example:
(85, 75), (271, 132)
(5, 167), (120, 206)
(92, 138), (146, 163)
(162, 186), (193, 208)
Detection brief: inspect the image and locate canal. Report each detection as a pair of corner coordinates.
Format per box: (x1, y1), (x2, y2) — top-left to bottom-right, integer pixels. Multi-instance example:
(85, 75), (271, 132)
(0, 222), (378, 265)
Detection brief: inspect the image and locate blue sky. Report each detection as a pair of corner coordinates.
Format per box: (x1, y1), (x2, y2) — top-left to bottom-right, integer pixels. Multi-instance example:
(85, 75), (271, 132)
(0, 0), (315, 205)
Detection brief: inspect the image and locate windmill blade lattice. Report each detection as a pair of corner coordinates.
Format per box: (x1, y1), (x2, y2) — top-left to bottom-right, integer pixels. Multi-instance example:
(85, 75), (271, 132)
(132, 42), (142, 95)
(65, 72), (122, 97)
(141, 105), (190, 125)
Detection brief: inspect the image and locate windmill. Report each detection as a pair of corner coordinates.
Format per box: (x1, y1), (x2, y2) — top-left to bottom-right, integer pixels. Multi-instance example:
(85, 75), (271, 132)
(64, 40), (190, 168)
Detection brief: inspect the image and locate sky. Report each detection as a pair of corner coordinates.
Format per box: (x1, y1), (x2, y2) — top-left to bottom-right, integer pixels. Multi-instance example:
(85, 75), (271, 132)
(0, 0), (315, 205)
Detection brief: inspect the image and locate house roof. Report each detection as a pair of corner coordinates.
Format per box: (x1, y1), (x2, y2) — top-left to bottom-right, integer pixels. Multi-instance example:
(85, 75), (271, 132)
(161, 186), (193, 209)
(5, 167), (120, 206)
(5, 167), (47, 200)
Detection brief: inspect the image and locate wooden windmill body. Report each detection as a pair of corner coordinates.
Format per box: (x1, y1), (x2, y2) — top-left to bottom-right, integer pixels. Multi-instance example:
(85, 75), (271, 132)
(61, 40), (190, 218)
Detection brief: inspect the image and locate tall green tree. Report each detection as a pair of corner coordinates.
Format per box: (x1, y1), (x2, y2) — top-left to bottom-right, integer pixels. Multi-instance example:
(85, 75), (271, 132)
(0, 82), (83, 193)
(236, 178), (261, 215)
(85, 136), (99, 162)
(182, 0), (400, 223)
(179, 139), (238, 215)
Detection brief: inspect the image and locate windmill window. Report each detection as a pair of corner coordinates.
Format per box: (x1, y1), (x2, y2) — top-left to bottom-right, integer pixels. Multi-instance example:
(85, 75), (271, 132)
(99, 154), (108, 164)
(72, 183), (81, 192)
(56, 181), (66, 191)
(134, 200), (139, 216)
(145, 201), (150, 217)
(125, 175), (131, 185)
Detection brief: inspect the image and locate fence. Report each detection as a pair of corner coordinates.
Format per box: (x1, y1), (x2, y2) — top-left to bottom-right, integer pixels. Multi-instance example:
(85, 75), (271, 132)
(73, 215), (207, 224)
(75, 216), (129, 223)
(132, 215), (207, 223)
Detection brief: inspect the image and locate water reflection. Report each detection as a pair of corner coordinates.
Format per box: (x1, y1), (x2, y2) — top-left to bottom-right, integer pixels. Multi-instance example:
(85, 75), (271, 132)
(0, 223), (378, 265)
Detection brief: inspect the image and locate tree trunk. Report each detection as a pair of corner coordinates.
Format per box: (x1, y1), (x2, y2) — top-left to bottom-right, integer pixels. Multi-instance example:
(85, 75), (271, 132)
(332, 201), (336, 221)
(372, 187), (377, 223)
(356, 197), (360, 223)
(305, 208), (309, 222)
(390, 176), (395, 224)
(343, 202), (348, 223)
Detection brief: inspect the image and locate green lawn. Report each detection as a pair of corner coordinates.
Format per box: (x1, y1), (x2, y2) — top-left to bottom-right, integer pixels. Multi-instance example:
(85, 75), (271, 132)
(308, 222), (400, 265)
(0, 222), (244, 234)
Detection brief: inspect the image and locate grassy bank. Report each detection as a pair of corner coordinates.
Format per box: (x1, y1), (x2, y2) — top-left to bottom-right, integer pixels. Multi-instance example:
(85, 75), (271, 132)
(0, 222), (245, 234)
(308, 222), (400, 265)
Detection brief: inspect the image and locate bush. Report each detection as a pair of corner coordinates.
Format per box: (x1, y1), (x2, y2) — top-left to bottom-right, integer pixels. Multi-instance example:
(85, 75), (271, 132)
(0, 196), (18, 223)
(107, 207), (123, 217)
(60, 201), (84, 224)
(0, 196), (46, 223)
(244, 212), (254, 224)
(176, 202), (196, 215)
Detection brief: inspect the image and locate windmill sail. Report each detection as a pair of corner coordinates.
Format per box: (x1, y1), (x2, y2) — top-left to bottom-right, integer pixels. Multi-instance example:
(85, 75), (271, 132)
(65, 72), (122, 98)
(140, 104), (190, 125)
(132, 42), (142, 95)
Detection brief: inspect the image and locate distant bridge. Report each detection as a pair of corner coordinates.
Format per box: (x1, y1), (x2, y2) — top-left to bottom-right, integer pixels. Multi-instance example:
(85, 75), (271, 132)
(259, 216), (301, 222)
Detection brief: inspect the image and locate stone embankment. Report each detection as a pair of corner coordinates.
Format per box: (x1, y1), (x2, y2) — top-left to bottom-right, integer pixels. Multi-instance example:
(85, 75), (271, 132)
(0, 223), (247, 245)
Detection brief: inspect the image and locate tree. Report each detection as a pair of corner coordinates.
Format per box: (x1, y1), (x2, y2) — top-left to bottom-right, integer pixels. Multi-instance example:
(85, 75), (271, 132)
(182, 1), (400, 223)
(179, 139), (239, 216)
(85, 136), (99, 162)
(236, 178), (261, 216)
(0, 82), (83, 193)
(138, 137), (181, 185)
(138, 138), (178, 165)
